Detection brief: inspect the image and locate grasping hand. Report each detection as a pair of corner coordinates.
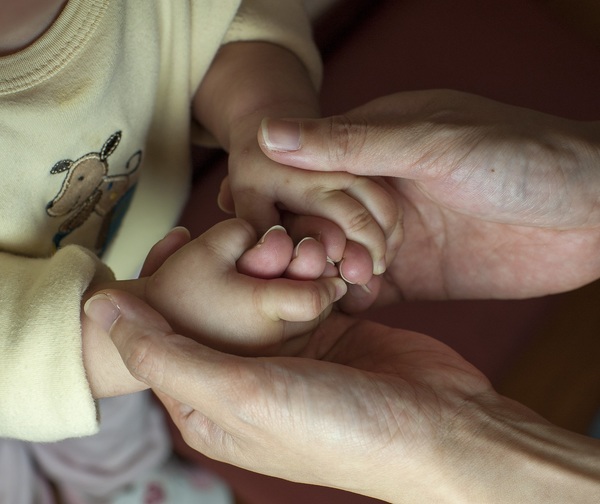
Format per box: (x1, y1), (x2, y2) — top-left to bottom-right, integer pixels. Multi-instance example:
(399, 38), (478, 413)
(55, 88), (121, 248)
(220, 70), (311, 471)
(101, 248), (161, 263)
(194, 41), (402, 287)
(86, 291), (600, 503)
(259, 90), (600, 309)
(139, 218), (346, 355)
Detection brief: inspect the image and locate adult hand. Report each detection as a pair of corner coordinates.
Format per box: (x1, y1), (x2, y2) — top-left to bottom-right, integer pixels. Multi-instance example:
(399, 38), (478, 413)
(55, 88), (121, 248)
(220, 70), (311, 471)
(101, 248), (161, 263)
(259, 90), (600, 309)
(85, 290), (600, 503)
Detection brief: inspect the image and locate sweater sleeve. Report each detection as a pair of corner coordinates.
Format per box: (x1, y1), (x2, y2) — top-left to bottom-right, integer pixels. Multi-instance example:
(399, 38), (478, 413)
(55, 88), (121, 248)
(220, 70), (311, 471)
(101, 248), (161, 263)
(0, 246), (114, 441)
(189, 0), (323, 147)
(223, 0), (323, 88)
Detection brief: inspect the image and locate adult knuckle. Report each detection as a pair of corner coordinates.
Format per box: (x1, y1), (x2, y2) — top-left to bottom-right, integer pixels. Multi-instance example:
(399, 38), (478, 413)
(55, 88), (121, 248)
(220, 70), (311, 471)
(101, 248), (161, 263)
(327, 115), (368, 166)
(123, 333), (165, 385)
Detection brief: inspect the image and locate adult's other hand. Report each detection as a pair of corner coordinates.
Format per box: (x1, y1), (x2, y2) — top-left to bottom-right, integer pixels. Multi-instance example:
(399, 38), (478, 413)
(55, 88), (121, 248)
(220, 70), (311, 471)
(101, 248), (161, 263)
(86, 290), (600, 503)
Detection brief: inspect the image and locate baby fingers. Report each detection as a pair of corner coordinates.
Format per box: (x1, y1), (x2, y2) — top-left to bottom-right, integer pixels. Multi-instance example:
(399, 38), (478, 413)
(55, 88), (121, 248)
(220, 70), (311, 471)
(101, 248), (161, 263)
(276, 172), (402, 275)
(253, 276), (347, 324)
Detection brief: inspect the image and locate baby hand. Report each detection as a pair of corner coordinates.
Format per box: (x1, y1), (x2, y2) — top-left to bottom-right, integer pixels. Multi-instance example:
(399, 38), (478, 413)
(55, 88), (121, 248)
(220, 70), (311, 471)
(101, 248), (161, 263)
(222, 123), (403, 278)
(144, 219), (347, 355)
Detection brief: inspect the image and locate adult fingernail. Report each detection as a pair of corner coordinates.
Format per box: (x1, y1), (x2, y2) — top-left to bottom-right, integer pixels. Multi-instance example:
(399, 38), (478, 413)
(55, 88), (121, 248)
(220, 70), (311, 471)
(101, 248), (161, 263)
(261, 118), (301, 152)
(259, 224), (287, 244)
(358, 283), (372, 295)
(84, 294), (121, 333)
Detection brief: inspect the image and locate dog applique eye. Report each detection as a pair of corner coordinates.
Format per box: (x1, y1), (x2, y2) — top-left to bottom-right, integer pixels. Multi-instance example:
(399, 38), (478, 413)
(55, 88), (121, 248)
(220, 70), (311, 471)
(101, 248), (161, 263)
(50, 159), (74, 174)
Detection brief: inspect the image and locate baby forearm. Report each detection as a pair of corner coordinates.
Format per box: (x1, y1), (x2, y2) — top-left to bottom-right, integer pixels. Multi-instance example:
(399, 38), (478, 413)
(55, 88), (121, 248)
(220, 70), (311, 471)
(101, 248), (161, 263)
(193, 41), (320, 151)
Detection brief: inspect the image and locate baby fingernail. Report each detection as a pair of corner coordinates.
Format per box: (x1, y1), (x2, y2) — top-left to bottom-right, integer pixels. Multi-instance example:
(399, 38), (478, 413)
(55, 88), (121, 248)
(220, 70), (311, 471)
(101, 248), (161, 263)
(164, 226), (189, 239)
(338, 259), (356, 285)
(261, 118), (301, 152)
(374, 258), (387, 276)
(334, 279), (348, 302)
(293, 237), (317, 257)
(259, 225), (287, 244)
(84, 294), (121, 333)
(359, 283), (372, 295)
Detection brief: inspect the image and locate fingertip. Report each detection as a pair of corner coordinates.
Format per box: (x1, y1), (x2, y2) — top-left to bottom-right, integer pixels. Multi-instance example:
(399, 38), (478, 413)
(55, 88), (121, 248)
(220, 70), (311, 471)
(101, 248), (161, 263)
(258, 224), (288, 244)
(322, 259), (339, 278)
(200, 218), (258, 261)
(237, 224), (294, 279)
(217, 176), (235, 214)
(374, 257), (387, 276)
(282, 214), (346, 264)
(165, 226), (191, 240)
(285, 236), (327, 280)
(91, 289), (172, 337)
(337, 241), (374, 286)
(260, 118), (301, 153)
(332, 277), (348, 303)
(84, 293), (121, 333)
(139, 226), (192, 277)
(336, 276), (381, 313)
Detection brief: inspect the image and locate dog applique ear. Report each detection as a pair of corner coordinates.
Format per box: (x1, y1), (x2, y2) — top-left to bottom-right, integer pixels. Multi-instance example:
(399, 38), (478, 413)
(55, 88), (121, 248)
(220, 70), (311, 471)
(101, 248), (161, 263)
(50, 159), (74, 174)
(100, 131), (122, 161)
(126, 150), (142, 172)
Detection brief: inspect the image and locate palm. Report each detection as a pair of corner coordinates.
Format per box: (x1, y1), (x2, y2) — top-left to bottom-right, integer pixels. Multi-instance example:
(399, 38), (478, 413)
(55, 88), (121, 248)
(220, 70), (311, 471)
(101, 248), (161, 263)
(384, 176), (600, 301)
(331, 91), (600, 304)
(296, 311), (491, 429)
(160, 311), (492, 493)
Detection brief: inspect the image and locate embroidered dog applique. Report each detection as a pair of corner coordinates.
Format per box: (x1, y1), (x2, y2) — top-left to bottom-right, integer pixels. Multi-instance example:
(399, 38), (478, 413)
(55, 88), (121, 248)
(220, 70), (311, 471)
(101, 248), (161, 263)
(46, 131), (141, 254)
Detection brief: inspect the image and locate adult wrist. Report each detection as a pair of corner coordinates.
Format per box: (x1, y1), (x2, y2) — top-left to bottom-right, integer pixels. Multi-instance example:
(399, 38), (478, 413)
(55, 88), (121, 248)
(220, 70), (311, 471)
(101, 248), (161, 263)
(435, 392), (600, 504)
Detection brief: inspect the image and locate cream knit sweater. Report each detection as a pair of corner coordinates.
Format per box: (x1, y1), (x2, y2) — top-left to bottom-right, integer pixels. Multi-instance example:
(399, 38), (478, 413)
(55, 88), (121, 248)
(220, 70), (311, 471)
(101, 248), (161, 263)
(0, 0), (321, 441)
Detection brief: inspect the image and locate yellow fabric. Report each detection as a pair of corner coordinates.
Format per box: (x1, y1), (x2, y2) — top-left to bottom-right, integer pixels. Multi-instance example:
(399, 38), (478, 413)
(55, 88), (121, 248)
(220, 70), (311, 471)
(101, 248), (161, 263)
(0, 0), (320, 441)
(0, 247), (113, 441)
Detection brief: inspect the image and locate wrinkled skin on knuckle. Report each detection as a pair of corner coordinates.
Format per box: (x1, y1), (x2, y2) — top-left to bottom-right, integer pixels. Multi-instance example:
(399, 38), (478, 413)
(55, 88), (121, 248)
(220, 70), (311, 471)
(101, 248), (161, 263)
(180, 410), (241, 463)
(358, 177), (402, 234)
(279, 282), (332, 322)
(327, 114), (369, 167)
(122, 332), (166, 386)
(302, 281), (332, 320)
(345, 205), (377, 237)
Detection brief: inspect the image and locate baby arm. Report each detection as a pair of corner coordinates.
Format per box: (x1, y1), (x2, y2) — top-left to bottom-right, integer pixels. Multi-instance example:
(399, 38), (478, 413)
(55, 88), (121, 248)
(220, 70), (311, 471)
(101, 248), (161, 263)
(194, 41), (402, 281)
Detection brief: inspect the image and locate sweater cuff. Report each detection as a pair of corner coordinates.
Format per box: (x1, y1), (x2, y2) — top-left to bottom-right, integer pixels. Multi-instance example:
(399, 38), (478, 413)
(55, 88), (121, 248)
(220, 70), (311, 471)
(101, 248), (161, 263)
(0, 246), (114, 441)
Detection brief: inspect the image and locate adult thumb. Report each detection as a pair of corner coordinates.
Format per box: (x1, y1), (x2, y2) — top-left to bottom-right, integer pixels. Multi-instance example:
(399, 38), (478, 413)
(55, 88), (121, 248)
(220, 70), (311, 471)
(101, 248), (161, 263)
(84, 291), (180, 385)
(258, 113), (415, 179)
